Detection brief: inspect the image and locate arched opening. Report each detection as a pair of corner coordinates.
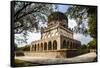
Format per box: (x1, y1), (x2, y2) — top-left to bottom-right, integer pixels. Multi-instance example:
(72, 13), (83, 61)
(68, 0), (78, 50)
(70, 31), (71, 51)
(34, 44), (36, 51)
(53, 40), (57, 50)
(41, 43), (43, 51)
(73, 42), (75, 49)
(67, 41), (69, 49)
(44, 42), (47, 50)
(38, 43), (39, 51)
(48, 41), (52, 50)
(75, 43), (77, 49)
(70, 42), (73, 49)
(32, 45), (34, 51)
(62, 40), (66, 49)
(36, 44), (37, 51)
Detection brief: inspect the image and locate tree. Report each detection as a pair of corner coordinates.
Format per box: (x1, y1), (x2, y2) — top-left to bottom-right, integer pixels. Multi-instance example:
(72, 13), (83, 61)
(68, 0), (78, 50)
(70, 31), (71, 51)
(80, 44), (88, 49)
(67, 6), (97, 39)
(15, 43), (18, 51)
(88, 39), (96, 49)
(88, 14), (97, 39)
(15, 45), (30, 51)
(14, 1), (54, 34)
(13, 1), (55, 45)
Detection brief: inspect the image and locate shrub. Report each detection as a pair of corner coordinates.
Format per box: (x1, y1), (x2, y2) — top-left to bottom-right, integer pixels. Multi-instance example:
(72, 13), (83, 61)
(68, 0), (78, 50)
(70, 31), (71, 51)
(15, 51), (24, 56)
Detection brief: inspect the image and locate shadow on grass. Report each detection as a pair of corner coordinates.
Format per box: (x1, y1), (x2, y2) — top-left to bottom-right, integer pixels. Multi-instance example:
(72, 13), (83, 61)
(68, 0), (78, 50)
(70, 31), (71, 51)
(14, 59), (41, 67)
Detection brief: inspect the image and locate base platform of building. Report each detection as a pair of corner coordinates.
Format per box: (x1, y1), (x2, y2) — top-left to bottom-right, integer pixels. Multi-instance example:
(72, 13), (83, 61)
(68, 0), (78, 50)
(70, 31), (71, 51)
(15, 52), (97, 65)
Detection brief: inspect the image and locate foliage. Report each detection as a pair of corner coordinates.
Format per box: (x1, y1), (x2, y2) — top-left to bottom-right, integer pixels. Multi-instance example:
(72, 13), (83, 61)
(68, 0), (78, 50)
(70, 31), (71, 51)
(67, 6), (97, 38)
(15, 59), (26, 67)
(15, 51), (24, 56)
(13, 1), (54, 45)
(14, 59), (34, 67)
(14, 1), (53, 34)
(88, 39), (96, 49)
(80, 44), (88, 49)
(88, 14), (97, 39)
(16, 45), (30, 51)
(22, 45), (30, 51)
(15, 43), (18, 51)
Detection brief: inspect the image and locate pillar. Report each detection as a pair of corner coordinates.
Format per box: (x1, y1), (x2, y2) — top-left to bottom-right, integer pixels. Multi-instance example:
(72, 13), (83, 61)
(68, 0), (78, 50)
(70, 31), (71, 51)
(30, 44), (32, 52)
(57, 37), (60, 50)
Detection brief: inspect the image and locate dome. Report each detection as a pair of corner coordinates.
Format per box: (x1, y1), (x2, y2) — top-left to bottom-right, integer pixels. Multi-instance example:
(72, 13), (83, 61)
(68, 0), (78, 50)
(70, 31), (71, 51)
(48, 12), (68, 26)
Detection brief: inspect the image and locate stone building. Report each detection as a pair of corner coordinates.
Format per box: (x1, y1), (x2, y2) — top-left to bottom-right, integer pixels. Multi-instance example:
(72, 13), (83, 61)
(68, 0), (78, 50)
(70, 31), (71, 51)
(29, 12), (81, 58)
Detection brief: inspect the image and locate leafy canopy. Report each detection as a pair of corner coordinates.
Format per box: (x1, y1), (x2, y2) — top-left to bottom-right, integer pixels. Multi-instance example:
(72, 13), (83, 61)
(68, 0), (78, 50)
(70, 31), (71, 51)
(67, 6), (97, 39)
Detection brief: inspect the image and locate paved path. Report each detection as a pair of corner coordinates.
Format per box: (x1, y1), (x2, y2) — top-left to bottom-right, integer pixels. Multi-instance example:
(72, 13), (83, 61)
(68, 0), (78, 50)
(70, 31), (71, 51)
(15, 52), (97, 64)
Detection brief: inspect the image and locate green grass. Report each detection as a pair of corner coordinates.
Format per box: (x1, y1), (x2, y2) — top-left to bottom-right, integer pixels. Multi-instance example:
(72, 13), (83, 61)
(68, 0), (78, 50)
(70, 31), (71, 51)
(14, 59), (40, 67)
(15, 59), (28, 67)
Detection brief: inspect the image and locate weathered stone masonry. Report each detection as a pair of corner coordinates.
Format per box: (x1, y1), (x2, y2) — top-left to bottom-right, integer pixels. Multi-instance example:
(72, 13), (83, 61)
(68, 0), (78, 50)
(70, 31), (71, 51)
(29, 12), (81, 58)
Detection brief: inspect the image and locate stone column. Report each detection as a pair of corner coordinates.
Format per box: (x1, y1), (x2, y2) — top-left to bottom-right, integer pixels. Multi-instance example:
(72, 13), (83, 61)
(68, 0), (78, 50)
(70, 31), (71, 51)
(38, 44), (40, 52)
(30, 45), (32, 52)
(38, 44), (39, 52)
(42, 43), (44, 51)
(32, 45), (34, 51)
(34, 45), (36, 52)
(47, 43), (48, 51)
(57, 37), (61, 50)
(68, 42), (71, 49)
(40, 44), (42, 52)
(72, 41), (73, 49)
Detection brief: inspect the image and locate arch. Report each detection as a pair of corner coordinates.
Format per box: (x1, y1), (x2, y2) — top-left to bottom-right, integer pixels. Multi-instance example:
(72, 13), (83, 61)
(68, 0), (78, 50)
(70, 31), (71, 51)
(53, 40), (57, 50)
(61, 40), (66, 49)
(48, 41), (52, 50)
(44, 42), (47, 50)
(35, 44), (37, 51)
(34, 44), (36, 51)
(31, 45), (34, 51)
(70, 42), (73, 49)
(67, 41), (69, 49)
(41, 43), (43, 51)
(75, 43), (77, 48)
(37, 43), (39, 51)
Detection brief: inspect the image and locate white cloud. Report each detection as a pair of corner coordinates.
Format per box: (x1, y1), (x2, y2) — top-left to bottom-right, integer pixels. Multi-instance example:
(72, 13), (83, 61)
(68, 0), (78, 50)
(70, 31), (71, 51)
(68, 18), (77, 28)
(74, 33), (93, 45)
(68, 18), (92, 44)
(27, 32), (41, 44)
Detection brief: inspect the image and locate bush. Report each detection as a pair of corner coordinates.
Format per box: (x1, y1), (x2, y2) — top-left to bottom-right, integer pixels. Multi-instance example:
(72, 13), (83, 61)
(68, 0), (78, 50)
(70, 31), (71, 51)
(15, 51), (24, 56)
(16, 45), (30, 51)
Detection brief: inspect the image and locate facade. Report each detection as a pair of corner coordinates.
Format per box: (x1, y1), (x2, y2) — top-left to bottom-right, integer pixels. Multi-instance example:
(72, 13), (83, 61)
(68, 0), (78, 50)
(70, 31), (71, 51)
(29, 12), (81, 58)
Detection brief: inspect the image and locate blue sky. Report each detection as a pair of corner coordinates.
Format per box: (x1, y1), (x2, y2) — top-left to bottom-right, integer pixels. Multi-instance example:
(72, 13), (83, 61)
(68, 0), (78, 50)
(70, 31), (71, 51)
(56, 5), (70, 13)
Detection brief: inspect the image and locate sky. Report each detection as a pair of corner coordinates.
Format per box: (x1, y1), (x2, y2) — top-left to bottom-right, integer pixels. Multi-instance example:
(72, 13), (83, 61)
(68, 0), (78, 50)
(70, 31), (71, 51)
(15, 4), (93, 47)
(56, 5), (70, 13)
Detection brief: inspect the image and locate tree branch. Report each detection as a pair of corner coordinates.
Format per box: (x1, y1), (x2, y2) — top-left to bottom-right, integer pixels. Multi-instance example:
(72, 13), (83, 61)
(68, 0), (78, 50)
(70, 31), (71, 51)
(14, 2), (32, 17)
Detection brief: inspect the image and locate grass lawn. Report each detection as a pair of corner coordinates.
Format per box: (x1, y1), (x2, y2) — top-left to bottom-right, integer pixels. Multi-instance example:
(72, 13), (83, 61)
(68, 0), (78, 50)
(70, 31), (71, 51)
(14, 59), (39, 67)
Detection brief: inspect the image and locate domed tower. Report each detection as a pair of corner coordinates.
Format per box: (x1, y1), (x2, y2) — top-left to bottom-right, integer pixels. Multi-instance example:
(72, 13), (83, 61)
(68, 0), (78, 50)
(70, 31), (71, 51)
(40, 12), (76, 50)
(48, 12), (68, 28)
(41, 12), (73, 39)
(31, 12), (81, 55)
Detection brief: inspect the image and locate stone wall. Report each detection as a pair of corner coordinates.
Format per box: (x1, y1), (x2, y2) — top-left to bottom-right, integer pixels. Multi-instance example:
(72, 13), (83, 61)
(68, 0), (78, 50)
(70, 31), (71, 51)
(24, 49), (90, 58)
(24, 50), (66, 58)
